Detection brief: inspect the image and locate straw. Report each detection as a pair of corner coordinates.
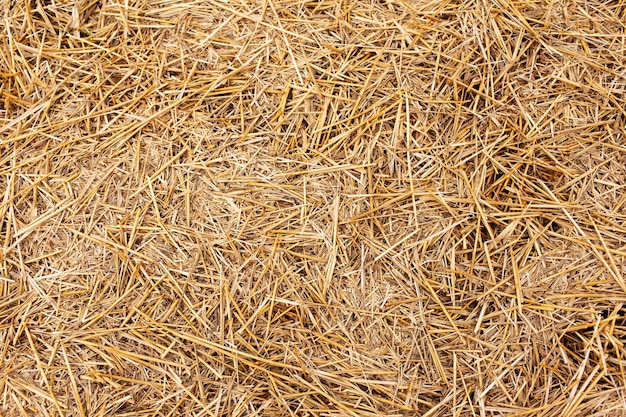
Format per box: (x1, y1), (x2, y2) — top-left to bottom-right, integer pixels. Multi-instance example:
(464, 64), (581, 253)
(1, 0), (626, 415)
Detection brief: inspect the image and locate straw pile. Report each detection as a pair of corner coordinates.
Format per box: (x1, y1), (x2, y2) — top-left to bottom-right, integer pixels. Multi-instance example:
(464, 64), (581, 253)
(2, 0), (626, 415)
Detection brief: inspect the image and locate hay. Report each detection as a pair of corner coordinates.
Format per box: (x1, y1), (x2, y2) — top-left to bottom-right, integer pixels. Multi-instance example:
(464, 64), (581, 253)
(1, 0), (626, 415)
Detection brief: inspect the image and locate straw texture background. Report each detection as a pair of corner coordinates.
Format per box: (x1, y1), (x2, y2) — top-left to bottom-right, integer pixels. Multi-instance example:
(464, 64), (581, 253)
(2, 0), (626, 416)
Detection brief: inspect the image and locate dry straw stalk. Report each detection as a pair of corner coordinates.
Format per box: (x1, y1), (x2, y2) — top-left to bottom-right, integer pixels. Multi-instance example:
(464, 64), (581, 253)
(1, 0), (626, 416)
